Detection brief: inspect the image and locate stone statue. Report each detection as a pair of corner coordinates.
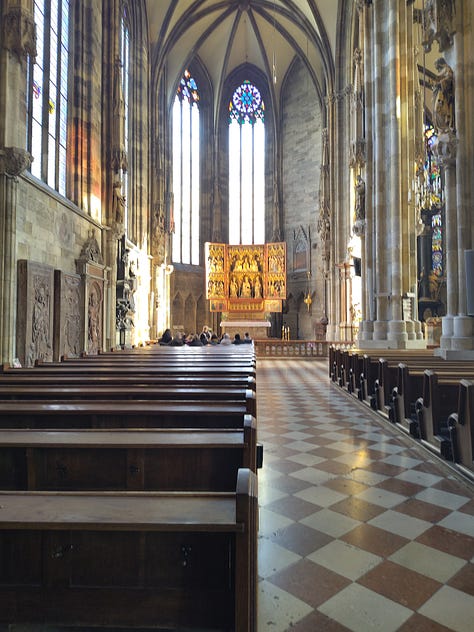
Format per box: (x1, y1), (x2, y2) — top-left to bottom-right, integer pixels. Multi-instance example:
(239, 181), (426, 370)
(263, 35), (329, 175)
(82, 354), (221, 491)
(432, 58), (455, 133)
(355, 175), (365, 221)
(113, 181), (126, 226)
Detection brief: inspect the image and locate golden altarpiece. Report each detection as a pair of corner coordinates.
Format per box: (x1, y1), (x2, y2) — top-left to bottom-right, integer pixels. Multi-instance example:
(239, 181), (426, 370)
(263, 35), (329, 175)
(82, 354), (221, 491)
(205, 243), (286, 338)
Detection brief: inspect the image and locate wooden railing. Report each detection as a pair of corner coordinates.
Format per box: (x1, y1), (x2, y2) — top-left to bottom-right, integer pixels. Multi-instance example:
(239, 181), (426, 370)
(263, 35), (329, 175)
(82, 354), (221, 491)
(254, 339), (330, 358)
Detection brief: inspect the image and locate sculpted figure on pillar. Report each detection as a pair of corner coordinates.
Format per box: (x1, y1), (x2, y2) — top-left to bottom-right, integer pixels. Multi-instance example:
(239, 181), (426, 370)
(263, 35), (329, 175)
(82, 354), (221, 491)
(432, 58), (455, 133)
(422, 0), (456, 53)
(355, 175), (366, 221)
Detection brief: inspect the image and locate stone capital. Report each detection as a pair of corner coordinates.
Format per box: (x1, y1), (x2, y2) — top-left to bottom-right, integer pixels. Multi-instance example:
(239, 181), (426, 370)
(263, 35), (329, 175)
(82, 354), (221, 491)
(0, 146), (33, 178)
(3, 7), (37, 61)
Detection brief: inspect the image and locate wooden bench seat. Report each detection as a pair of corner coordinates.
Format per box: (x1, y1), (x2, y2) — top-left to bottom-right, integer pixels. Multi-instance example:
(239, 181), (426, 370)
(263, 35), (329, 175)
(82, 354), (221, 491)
(0, 372), (256, 392)
(0, 420), (257, 490)
(0, 400), (255, 429)
(0, 385), (257, 417)
(2, 364), (256, 379)
(448, 380), (474, 475)
(0, 468), (258, 631)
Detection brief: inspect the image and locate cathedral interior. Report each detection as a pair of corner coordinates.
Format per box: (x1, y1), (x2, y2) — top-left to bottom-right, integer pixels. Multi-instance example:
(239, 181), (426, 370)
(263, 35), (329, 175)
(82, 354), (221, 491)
(0, 3), (474, 631)
(1, 0), (472, 362)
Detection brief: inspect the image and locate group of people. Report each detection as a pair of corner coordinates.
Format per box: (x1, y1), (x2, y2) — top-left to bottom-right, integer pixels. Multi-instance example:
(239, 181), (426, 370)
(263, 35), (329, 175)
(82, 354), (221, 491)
(158, 326), (252, 347)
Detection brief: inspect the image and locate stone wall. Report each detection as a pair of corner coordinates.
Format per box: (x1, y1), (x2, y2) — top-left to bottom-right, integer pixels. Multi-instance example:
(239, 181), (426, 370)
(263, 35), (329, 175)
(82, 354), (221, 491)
(281, 58), (324, 339)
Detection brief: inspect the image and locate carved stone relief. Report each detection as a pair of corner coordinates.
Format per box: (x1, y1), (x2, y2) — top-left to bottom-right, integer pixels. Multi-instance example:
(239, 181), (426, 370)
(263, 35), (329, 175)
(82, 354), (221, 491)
(76, 231), (106, 355)
(16, 260), (54, 367)
(53, 271), (82, 359)
(87, 280), (103, 355)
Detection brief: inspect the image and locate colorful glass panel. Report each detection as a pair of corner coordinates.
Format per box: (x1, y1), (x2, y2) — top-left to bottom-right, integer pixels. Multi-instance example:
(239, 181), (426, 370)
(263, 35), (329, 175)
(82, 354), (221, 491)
(431, 212), (443, 275)
(229, 81), (264, 125)
(177, 70), (200, 106)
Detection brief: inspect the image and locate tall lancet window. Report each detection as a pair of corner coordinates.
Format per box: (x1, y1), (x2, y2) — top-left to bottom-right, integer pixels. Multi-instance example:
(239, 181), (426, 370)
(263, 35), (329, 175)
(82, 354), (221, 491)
(27, 0), (70, 196)
(120, 9), (130, 232)
(424, 123), (444, 279)
(172, 70), (200, 265)
(228, 80), (265, 245)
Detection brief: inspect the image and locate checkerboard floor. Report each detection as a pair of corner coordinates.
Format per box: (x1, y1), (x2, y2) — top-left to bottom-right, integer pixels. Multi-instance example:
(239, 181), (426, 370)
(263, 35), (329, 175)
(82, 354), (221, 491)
(257, 359), (474, 632)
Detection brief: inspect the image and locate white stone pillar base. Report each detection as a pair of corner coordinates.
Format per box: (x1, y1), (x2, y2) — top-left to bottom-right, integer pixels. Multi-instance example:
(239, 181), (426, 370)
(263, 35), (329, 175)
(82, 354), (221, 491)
(373, 320), (388, 340)
(405, 320), (416, 340)
(358, 320), (374, 341)
(439, 314), (454, 350)
(388, 320), (408, 344)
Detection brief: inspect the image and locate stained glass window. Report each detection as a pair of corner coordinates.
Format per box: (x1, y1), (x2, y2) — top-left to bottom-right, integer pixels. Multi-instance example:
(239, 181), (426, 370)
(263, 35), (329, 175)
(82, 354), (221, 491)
(423, 124), (442, 209)
(228, 81), (265, 245)
(431, 212), (443, 275)
(229, 81), (264, 125)
(27, 0), (70, 196)
(172, 70), (200, 265)
(423, 123), (444, 277)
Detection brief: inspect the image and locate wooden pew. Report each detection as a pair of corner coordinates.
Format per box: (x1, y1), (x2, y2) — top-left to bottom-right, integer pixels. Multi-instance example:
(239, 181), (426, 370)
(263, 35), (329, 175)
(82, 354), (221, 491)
(0, 385), (256, 417)
(0, 468), (258, 631)
(415, 370), (458, 460)
(390, 363), (424, 435)
(448, 379), (474, 476)
(0, 399), (255, 429)
(0, 419), (257, 490)
(0, 372), (256, 392)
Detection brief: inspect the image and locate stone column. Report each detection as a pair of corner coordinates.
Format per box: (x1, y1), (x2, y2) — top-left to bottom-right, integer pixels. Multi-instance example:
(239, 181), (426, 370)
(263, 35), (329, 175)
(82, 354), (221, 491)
(360, 0), (373, 342)
(450, 7), (474, 352)
(372, 0), (390, 341)
(0, 149), (32, 363)
(437, 133), (458, 351)
(386, 0), (408, 344)
(0, 2), (36, 363)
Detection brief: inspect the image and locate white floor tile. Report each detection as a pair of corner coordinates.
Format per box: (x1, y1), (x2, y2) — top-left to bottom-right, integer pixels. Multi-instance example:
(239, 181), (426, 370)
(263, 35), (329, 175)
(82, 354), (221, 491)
(389, 541), (466, 582)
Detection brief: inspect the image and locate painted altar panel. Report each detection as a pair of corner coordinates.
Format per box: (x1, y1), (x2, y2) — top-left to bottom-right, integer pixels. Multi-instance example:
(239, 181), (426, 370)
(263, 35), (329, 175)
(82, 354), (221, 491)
(205, 242), (286, 312)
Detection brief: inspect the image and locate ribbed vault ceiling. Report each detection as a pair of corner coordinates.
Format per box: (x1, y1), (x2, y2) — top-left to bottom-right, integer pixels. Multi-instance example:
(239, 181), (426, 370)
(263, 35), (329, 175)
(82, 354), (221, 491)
(146, 1), (339, 111)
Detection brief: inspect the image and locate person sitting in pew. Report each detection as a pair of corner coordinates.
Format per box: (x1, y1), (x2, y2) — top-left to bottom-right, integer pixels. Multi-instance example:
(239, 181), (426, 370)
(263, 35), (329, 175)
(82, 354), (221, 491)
(169, 333), (185, 346)
(243, 332), (252, 344)
(158, 328), (172, 345)
(232, 333), (243, 345)
(220, 333), (232, 346)
(187, 334), (203, 347)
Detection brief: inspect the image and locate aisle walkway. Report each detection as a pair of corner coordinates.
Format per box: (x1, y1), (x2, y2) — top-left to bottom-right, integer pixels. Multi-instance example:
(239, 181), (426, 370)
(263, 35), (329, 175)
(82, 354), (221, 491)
(257, 359), (474, 632)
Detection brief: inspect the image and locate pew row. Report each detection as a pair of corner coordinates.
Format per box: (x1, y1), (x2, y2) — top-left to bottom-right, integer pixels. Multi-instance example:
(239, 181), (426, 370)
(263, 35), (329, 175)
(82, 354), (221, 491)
(330, 348), (474, 480)
(0, 400), (255, 429)
(0, 468), (258, 631)
(0, 385), (256, 417)
(448, 380), (474, 475)
(0, 420), (257, 491)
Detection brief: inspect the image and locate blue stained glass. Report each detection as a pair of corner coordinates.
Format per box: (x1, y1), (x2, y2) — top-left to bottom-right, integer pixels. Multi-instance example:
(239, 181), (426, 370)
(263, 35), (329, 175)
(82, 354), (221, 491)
(177, 69), (200, 106)
(229, 81), (264, 125)
(432, 212), (443, 275)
